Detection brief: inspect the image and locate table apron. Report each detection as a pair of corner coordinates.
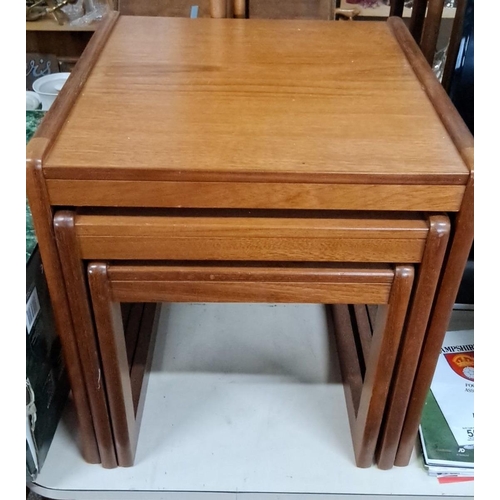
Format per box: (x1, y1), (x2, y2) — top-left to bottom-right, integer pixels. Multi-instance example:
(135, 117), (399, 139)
(46, 179), (465, 212)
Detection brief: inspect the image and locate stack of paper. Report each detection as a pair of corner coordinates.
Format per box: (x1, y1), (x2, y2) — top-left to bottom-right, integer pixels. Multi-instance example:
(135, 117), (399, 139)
(418, 329), (474, 480)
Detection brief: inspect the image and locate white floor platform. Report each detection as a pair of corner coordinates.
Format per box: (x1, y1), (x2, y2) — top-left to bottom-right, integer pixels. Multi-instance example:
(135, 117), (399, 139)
(29, 304), (474, 500)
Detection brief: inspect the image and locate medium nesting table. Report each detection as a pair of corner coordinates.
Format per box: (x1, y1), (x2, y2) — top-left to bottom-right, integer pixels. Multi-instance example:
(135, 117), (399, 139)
(26, 13), (473, 470)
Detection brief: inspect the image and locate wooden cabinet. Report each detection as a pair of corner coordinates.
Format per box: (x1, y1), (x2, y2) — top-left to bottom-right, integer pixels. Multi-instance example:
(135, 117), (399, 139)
(26, 1), (118, 59)
(118, 0), (212, 17)
(26, 23), (95, 60)
(250, 0), (332, 19)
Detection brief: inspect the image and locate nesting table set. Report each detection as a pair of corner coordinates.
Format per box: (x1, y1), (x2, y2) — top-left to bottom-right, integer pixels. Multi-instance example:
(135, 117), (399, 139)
(26, 12), (474, 470)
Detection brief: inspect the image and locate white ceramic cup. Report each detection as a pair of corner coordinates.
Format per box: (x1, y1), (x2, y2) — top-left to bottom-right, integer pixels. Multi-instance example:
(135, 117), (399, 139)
(32, 73), (71, 111)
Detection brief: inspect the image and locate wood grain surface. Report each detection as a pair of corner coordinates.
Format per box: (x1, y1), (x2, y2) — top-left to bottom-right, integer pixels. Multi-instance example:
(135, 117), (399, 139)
(42, 17), (467, 188)
(87, 263), (137, 467)
(389, 16), (474, 467)
(45, 178), (466, 212)
(376, 214), (450, 469)
(72, 213), (429, 262)
(53, 212), (118, 468)
(90, 262), (398, 466)
(26, 144), (100, 465)
(331, 265), (414, 468)
(352, 265), (414, 467)
(395, 176), (474, 466)
(106, 264), (395, 304)
(119, 0), (212, 17)
(250, 0), (331, 19)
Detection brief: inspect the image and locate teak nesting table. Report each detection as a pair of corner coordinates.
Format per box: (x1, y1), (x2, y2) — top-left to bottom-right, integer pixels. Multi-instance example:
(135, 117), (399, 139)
(26, 13), (474, 470)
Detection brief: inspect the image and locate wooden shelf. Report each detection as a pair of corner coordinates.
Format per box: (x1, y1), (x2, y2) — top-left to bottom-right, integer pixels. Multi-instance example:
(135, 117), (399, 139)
(338, 1), (456, 19)
(26, 17), (98, 32)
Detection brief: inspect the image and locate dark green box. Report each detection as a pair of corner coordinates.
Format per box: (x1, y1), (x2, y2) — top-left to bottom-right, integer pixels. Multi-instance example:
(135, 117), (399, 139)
(26, 247), (69, 480)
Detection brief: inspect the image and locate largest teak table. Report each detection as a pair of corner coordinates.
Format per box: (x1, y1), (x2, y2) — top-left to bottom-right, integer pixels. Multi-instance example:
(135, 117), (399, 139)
(26, 13), (473, 470)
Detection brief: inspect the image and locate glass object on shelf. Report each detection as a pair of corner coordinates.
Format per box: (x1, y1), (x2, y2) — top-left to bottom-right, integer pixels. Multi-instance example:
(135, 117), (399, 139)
(69, 0), (110, 26)
(432, 44), (448, 82)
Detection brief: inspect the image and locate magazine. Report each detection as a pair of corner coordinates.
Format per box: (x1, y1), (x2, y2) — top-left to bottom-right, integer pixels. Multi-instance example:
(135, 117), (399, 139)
(419, 390), (474, 470)
(418, 329), (474, 476)
(431, 329), (474, 447)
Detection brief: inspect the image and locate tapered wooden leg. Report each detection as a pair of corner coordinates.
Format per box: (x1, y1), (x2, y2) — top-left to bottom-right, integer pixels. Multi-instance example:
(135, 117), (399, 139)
(333, 265), (414, 468)
(53, 211), (118, 469)
(376, 215), (450, 469)
(88, 263), (138, 467)
(26, 159), (100, 465)
(395, 178), (474, 466)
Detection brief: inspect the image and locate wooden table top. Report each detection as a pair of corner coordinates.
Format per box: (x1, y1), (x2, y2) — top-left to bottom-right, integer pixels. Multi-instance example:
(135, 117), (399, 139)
(42, 16), (467, 185)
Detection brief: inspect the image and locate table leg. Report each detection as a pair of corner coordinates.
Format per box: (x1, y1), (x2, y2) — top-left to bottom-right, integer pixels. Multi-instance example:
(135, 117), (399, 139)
(376, 215), (451, 469)
(26, 163), (100, 465)
(394, 178), (474, 466)
(333, 265), (414, 468)
(87, 263), (140, 467)
(53, 211), (118, 468)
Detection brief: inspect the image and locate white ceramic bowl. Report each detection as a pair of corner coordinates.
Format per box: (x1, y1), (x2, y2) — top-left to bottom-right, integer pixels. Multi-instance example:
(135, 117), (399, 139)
(32, 73), (71, 110)
(26, 91), (41, 111)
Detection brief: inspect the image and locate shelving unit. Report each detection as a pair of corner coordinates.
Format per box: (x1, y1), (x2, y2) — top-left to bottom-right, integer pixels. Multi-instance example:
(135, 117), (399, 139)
(28, 303), (474, 500)
(26, 18), (97, 31)
(338, 1), (456, 19)
(25, 2), (115, 58)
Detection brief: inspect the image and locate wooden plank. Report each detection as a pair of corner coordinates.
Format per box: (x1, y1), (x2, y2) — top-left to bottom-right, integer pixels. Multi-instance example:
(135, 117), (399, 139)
(354, 265), (414, 467)
(376, 214), (450, 469)
(250, 0), (331, 19)
(73, 214), (428, 262)
(108, 264), (394, 304)
(330, 304), (363, 428)
(123, 303), (145, 369)
(353, 305), (372, 366)
(75, 214), (429, 238)
(25, 143), (100, 465)
(395, 178), (474, 466)
(30, 10), (119, 150)
(53, 212), (118, 468)
(46, 179), (466, 211)
(87, 263), (137, 467)
(110, 281), (392, 304)
(119, 0), (211, 17)
(108, 264), (395, 283)
(129, 303), (160, 422)
(42, 17), (468, 185)
(388, 16), (474, 165)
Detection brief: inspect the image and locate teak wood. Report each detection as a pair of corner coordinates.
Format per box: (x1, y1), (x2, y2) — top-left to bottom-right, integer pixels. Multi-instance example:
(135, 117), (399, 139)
(388, 17), (474, 467)
(41, 18), (467, 193)
(25, 9), (120, 467)
(72, 212), (429, 263)
(87, 261), (413, 467)
(26, 13), (473, 471)
(52, 213), (117, 468)
(376, 215), (450, 469)
(52, 209), (446, 469)
(330, 263), (413, 468)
